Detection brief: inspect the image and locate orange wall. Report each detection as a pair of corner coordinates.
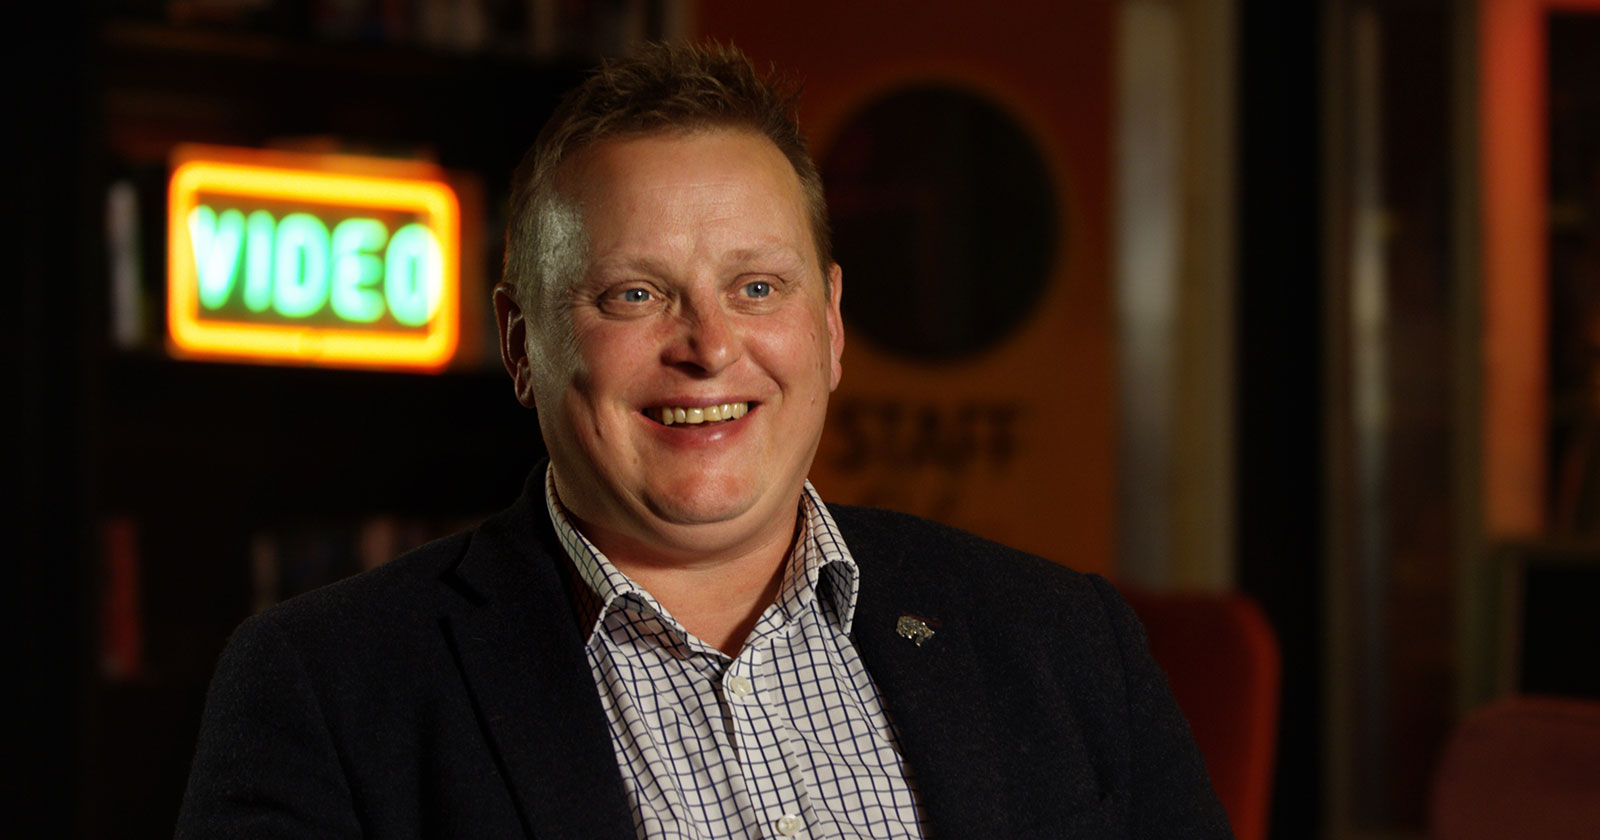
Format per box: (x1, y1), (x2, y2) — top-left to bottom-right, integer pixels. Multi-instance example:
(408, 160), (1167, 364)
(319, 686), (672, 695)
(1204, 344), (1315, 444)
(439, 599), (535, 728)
(1480, 0), (1600, 538)
(694, 2), (1115, 573)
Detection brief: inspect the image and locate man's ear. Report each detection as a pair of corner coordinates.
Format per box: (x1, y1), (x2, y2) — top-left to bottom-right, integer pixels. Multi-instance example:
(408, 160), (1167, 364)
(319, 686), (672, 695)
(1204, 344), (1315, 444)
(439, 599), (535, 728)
(827, 263), (845, 391)
(491, 282), (539, 409)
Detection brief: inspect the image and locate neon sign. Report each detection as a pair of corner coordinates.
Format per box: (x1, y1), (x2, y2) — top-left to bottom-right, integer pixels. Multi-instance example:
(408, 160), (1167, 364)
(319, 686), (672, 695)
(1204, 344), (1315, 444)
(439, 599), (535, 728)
(168, 145), (461, 370)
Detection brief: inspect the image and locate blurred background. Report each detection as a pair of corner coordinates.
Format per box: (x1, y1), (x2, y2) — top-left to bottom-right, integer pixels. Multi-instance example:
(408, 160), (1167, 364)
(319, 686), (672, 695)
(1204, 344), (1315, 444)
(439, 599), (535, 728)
(15, 1), (1598, 838)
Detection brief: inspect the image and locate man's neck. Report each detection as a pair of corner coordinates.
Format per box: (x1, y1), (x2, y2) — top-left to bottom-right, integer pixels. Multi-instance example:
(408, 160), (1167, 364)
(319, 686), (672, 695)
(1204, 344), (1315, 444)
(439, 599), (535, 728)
(574, 512), (801, 658)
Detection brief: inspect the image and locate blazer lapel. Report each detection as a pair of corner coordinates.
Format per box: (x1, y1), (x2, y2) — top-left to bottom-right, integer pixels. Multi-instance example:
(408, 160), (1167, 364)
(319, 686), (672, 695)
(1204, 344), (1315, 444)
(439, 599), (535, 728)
(439, 482), (634, 839)
(430, 488), (1036, 837)
(846, 519), (1024, 838)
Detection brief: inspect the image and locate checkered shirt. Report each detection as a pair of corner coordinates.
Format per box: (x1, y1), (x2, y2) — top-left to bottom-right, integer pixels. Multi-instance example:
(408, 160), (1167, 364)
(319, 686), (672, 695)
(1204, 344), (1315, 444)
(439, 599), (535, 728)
(544, 469), (928, 839)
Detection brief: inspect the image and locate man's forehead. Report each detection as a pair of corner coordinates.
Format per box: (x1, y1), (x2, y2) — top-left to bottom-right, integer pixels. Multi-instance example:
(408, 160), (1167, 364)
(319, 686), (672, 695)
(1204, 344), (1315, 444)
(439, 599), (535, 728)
(561, 134), (812, 251)
(531, 127), (829, 301)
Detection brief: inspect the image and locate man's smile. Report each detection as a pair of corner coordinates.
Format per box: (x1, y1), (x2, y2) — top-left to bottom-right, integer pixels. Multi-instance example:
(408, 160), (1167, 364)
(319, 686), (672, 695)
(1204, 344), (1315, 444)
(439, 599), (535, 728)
(648, 401), (753, 426)
(515, 128), (842, 552)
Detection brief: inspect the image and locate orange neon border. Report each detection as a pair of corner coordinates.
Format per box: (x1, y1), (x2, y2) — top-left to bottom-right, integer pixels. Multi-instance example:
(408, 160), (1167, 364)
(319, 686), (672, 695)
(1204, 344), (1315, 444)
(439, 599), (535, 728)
(168, 151), (461, 371)
(1480, 0), (1600, 537)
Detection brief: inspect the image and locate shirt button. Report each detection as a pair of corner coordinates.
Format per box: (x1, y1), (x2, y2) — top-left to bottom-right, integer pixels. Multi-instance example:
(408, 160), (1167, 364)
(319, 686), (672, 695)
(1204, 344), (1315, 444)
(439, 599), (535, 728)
(776, 814), (803, 836)
(728, 675), (754, 698)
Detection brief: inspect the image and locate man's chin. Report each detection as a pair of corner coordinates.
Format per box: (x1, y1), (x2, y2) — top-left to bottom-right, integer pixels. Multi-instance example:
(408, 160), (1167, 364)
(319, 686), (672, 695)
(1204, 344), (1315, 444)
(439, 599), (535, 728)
(638, 486), (799, 546)
(643, 494), (759, 531)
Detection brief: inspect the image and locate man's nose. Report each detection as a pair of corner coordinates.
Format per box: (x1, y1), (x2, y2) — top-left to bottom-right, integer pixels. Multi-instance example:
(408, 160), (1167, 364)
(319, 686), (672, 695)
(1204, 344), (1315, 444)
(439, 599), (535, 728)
(663, 297), (741, 375)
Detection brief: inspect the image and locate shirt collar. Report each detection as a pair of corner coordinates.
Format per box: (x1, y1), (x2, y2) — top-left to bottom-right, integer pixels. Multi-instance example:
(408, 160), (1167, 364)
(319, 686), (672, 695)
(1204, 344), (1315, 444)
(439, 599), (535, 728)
(542, 465), (861, 645)
(787, 482), (861, 632)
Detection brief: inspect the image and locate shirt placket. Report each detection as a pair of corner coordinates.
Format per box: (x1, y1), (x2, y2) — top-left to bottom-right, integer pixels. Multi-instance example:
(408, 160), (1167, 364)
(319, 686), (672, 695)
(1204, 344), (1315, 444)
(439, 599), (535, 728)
(725, 611), (815, 838)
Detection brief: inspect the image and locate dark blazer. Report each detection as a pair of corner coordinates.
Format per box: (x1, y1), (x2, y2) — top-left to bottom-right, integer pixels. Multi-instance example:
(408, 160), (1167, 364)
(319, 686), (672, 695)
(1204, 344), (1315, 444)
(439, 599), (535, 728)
(176, 476), (1231, 839)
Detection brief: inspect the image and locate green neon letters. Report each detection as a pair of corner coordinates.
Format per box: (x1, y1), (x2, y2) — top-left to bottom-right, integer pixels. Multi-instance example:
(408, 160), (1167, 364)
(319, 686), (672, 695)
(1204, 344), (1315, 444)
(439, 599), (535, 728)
(189, 206), (245, 311)
(187, 205), (443, 326)
(384, 223), (443, 327)
(330, 217), (387, 323)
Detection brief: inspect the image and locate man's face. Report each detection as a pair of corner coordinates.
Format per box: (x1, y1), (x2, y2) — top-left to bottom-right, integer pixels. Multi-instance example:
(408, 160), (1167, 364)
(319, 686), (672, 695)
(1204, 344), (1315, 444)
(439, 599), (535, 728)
(497, 129), (844, 562)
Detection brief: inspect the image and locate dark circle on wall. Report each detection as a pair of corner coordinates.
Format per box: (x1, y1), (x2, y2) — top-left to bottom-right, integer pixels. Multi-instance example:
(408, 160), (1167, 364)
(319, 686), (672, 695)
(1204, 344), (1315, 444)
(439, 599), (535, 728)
(822, 84), (1058, 361)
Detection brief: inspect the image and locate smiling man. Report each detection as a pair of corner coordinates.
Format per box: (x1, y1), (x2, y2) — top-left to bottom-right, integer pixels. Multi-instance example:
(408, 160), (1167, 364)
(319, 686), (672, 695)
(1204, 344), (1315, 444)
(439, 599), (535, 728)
(498, 126), (845, 656)
(177, 43), (1231, 840)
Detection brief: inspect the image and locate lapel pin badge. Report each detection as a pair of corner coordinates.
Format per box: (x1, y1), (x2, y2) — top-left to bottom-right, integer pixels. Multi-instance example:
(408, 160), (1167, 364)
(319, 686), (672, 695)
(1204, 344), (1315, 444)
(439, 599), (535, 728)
(895, 612), (939, 647)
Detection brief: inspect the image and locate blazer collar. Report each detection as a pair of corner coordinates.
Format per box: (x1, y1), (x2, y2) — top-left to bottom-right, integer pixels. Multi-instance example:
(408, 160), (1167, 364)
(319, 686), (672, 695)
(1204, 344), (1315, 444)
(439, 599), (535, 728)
(439, 471), (634, 839)
(435, 478), (1020, 838)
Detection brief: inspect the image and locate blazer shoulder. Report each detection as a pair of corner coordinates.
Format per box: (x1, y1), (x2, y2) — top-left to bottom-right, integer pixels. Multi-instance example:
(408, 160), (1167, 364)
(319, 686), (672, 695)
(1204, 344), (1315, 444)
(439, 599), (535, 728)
(256, 528), (476, 640)
(829, 503), (1090, 572)
(826, 503), (1107, 608)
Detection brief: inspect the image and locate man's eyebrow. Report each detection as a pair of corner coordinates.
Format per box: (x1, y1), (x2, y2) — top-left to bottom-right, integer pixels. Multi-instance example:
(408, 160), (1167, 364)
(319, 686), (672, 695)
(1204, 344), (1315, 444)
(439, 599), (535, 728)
(721, 245), (806, 269)
(585, 247), (807, 279)
(581, 255), (672, 280)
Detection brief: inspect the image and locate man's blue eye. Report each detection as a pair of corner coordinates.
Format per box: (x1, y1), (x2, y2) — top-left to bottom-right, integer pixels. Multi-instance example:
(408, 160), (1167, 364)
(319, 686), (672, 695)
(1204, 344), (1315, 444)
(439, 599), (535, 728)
(743, 281), (772, 298)
(621, 288), (651, 303)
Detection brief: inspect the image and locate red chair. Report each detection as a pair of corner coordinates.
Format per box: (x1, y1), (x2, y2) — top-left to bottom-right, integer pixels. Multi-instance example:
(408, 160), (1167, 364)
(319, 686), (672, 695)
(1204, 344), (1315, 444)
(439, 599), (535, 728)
(1429, 695), (1600, 840)
(1123, 589), (1281, 840)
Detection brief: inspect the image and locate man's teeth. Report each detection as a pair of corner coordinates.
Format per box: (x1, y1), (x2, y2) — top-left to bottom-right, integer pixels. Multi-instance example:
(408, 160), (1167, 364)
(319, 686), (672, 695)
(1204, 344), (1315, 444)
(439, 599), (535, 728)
(659, 402), (749, 425)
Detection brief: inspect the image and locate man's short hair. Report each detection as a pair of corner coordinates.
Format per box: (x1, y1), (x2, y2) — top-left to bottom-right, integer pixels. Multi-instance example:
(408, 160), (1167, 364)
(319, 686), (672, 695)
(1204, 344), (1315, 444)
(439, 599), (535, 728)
(504, 41), (832, 311)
